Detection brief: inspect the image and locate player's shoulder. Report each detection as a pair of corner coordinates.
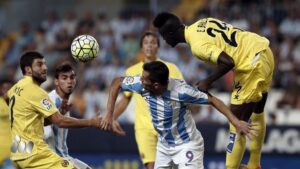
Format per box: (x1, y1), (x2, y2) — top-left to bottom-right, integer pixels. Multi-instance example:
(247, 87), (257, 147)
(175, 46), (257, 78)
(123, 76), (141, 84)
(170, 79), (198, 92)
(169, 78), (186, 90)
(126, 62), (143, 76)
(8, 77), (45, 97)
(48, 90), (59, 101)
(160, 59), (178, 69)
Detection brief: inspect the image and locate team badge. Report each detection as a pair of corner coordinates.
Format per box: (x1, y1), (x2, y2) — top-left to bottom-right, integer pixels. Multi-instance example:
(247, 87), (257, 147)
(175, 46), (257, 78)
(61, 160), (69, 167)
(41, 98), (52, 110)
(125, 76), (134, 85)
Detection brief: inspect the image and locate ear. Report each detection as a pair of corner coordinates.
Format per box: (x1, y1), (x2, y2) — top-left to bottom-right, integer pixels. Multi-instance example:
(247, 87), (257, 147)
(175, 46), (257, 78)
(153, 82), (160, 89)
(25, 66), (32, 75)
(54, 78), (59, 86)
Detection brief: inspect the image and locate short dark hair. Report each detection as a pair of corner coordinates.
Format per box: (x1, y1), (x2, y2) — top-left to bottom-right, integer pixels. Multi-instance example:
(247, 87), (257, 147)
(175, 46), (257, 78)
(143, 61), (169, 85)
(20, 51), (44, 75)
(0, 78), (13, 86)
(139, 31), (160, 48)
(153, 12), (183, 35)
(55, 62), (75, 79)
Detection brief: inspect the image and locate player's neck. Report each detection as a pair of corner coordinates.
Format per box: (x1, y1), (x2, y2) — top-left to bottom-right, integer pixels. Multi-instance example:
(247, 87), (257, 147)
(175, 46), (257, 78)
(178, 26), (186, 43)
(56, 89), (70, 100)
(152, 85), (168, 96)
(143, 56), (157, 63)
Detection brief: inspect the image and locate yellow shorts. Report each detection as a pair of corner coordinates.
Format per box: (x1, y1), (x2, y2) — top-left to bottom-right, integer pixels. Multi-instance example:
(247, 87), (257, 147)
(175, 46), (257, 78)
(135, 128), (158, 164)
(231, 47), (275, 105)
(0, 143), (11, 165)
(14, 148), (75, 169)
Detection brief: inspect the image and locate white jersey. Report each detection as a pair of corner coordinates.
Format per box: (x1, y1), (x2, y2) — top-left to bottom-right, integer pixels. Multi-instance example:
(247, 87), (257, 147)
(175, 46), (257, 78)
(44, 90), (91, 169)
(121, 76), (209, 146)
(44, 90), (69, 157)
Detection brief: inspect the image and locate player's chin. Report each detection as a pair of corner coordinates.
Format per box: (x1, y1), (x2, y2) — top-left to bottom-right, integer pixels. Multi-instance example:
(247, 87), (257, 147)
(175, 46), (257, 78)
(40, 75), (47, 81)
(65, 88), (73, 94)
(170, 42), (178, 47)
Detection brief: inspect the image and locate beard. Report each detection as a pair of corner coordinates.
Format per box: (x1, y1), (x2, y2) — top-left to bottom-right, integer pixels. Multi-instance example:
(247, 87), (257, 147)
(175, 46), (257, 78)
(32, 72), (46, 84)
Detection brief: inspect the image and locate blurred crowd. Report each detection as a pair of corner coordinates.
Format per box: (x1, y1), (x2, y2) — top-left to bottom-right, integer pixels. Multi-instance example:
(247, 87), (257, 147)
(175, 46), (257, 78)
(0, 0), (300, 124)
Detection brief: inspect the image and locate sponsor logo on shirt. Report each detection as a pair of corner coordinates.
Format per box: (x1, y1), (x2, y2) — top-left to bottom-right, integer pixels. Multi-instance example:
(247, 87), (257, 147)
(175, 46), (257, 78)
(125, 76), (134, 85)
(61, 160), (69, 167)
(41, 98), (52, 110)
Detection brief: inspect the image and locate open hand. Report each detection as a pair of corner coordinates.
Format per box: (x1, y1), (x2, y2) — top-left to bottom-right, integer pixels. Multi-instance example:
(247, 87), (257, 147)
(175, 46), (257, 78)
(100, 112), (113, 131)
(112, 120), (126, 136)
(90, 116), (102, 128)
(236, 121), (259, 140)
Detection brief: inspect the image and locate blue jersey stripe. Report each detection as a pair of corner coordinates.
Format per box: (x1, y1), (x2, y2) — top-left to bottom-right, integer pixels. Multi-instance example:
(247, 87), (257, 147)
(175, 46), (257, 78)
(62, 128), (68, 156)
(162, 92), (175, 145)
(55, 98), (61, 108)
(52, 125), (63, 157)
(149, 95), (162, 136)
(179, 93), (208, 104)
(177, 102), (190, 142)
(54, 97), (69, 157)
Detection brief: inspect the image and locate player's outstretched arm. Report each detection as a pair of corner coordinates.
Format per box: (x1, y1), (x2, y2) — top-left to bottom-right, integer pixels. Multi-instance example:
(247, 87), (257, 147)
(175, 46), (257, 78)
(207, 94), (256, 139)
(197, 52), (234, 92)
(101, 77), (124, 131)
(47, 111), (101, 129)
(113, 95), (131, 120)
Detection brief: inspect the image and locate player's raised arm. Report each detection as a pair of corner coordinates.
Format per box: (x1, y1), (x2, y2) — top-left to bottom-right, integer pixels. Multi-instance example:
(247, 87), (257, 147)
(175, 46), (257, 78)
(197, 52), (234, 92)
(113, 95), (131, 120)
(101, 77), (124, 130)
(207, 94), (256, 139)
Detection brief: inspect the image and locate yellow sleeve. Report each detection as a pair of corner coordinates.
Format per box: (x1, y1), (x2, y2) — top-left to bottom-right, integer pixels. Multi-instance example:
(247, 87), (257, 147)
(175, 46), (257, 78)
(168, 63), (184, 80)
(191, 43), (223, 64)
(28, 89), (58, 117)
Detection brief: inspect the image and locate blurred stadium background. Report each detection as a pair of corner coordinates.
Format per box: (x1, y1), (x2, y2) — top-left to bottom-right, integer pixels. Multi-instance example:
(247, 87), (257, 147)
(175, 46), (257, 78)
(0, 0), (300, 169)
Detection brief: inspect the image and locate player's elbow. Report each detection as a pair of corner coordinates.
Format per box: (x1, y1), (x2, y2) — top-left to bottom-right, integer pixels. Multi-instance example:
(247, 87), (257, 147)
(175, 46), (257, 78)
(222, 57), (235, 70)
(226, 59), (234, 69)
(218, 52), (235, 70)
(49, 112), (66, 128)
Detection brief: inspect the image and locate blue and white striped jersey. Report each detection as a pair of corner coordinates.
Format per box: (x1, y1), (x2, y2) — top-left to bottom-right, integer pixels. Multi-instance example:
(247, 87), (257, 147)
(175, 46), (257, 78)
(44, 90), (69, 157)
(121, 76), (209, 146)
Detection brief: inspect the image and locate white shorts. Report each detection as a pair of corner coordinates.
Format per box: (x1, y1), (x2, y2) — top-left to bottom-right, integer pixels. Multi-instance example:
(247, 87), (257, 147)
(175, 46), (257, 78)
(154, 134), (204, 169)
(66, 156), (91, 169)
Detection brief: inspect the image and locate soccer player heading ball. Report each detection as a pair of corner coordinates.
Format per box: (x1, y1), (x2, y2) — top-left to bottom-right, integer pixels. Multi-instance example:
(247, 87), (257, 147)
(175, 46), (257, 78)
(101, 61), (254, 169)
(153, 12), (274, 169)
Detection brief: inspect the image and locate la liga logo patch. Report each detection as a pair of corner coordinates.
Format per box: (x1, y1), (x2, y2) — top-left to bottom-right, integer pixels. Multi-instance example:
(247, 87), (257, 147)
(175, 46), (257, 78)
(41, 98), (52, 110)
(125, 76), (134, 85)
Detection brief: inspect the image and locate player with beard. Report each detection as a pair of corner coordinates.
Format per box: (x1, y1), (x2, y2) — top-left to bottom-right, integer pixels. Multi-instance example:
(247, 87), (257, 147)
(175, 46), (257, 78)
(7, 51), (104, 169)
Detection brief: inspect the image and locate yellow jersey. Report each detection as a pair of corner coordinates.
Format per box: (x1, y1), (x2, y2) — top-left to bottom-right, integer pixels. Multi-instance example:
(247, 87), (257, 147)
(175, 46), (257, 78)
(184, 18), (270, 73)
(7, 76), (58, 160)
(0, 97), (11, 163)
(0, 97), (10, 139)
(125, 59), (183, 130)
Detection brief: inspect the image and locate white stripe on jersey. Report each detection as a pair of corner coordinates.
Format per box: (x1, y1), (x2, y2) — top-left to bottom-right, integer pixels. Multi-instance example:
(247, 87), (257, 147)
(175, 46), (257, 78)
(122, 76), (208, 146)
(45, 90), (69, 157)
